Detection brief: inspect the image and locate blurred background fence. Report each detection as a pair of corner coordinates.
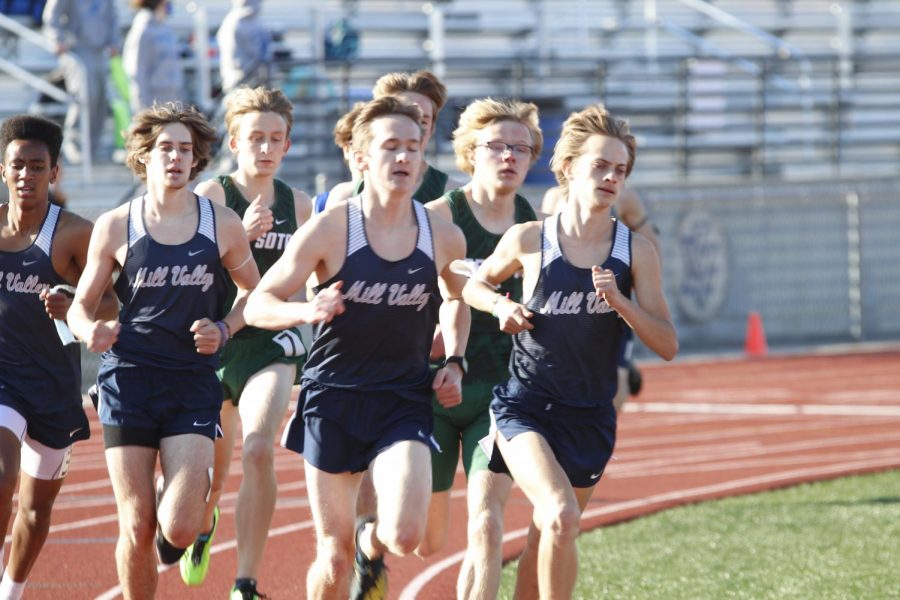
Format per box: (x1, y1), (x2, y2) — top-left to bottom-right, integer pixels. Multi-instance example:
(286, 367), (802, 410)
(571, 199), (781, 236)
(644, 177), (900, 353)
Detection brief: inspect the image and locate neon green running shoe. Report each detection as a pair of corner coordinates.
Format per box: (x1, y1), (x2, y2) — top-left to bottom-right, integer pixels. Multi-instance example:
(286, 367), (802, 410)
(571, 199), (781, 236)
(179, 506), (219, 586)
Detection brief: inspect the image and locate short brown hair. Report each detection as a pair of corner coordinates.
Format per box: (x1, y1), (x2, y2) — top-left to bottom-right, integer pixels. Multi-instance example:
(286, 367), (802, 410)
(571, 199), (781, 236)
(350, 96), (423, 154)
(333, 101), (366, 150)
(452, 98), (542, 176)
(550, 104), (636, 191)
(224, 86), (294, 138)
(372, 70), (447, 124)
(125, 102), (217, 181)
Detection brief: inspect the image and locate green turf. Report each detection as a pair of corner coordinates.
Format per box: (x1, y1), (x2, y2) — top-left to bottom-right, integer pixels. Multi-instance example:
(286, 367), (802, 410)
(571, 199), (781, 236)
(500, 470), (900, 599)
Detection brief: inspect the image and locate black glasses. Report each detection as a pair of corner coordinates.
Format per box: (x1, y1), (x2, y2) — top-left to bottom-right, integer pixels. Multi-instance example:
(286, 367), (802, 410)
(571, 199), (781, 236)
(476, 141), (534, 156)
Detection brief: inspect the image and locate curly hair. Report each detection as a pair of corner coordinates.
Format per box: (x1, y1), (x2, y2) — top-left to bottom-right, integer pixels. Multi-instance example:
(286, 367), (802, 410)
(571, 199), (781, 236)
(0, 114), (63, 167)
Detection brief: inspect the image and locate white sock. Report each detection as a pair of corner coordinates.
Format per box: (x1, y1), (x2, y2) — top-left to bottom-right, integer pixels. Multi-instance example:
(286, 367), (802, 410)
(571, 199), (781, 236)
(0, 569), (26, 600)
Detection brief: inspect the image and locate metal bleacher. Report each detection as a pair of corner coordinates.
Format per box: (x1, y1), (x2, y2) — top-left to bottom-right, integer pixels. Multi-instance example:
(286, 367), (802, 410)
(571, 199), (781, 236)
(4, 0), (900, 198)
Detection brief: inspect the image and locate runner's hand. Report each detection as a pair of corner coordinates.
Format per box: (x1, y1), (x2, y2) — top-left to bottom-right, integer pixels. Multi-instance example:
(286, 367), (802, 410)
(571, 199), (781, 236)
(305, 281), (345, 324)
(433, 365), (463, 408)
(494, 297), (534, 334)
(82, 320), (120, 353)
(41, 287), (73, 320)
(242, 196), (274, 241)
(191, 318), (221, 354)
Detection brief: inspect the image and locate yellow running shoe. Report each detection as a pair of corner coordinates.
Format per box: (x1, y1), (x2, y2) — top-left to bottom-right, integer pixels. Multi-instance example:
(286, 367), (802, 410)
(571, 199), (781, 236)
(179, 506), (219, 586)
(350, 518), (388, 600)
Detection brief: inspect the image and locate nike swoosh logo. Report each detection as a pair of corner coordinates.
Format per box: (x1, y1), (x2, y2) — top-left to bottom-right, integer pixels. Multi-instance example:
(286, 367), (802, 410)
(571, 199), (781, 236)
(188, 249), (204, 257)
(193, 420), (212, 427)
(590, 472), (602, 480)
(22, 259), (38, 266)
(69, 427), (82, 437)
(275, 218), (287, 225)
(408, 267), (423, 275)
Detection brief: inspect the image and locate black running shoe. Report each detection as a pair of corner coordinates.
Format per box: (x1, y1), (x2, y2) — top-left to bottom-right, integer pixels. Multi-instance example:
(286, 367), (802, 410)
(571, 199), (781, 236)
(230, 580), (270, 600)
(627, 361), (643, 396)
(350, 518), (387, 600)
(88, 384), (99, 411)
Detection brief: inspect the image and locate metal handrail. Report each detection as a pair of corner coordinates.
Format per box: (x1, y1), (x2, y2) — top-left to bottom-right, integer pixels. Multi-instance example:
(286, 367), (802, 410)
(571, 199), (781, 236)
(673, 0), (805, 59)
(0, 13), (92, 183)
(645, 0), (816, 167)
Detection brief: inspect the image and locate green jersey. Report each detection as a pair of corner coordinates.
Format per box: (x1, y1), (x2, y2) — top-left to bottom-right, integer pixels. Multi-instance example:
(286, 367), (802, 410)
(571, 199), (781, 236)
(220, 175), (297, 339)
(445, 188), (536, 383)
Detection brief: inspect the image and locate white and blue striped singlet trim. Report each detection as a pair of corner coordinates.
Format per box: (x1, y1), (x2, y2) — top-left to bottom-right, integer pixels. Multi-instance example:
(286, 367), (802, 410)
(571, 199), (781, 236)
(128, 195), (216, 247)
(34, 203), (61, 257)
(541, 214), (631, 269)
(346, 195), (435, 261)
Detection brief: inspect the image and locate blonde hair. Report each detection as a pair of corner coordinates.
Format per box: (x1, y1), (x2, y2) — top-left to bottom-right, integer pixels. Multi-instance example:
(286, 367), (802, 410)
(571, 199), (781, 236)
(372, 70), (447, 128)
(550, 105), (636, 191)
(333, 102), (366, 150)
(451, 97), (542, 176)
(224, 86), (294, 138)
(350, 96), (423, 154)
(125, 102), (217, 181)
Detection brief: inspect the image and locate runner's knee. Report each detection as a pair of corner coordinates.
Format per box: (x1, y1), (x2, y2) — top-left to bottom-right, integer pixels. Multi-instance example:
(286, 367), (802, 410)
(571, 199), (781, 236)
(378, 517), (425, 556)
(317, 536), (354, 580)
(540, 501), (581, 544)
(241, 433), (275, 471)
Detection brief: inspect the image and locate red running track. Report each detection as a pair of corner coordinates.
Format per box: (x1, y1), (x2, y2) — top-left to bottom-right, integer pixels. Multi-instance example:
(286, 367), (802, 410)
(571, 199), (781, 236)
(12, 349), (900, 598)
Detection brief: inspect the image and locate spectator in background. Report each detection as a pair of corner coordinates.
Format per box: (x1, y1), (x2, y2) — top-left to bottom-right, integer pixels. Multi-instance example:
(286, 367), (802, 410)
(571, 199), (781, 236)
(216, 0), (271, 96)
(42, 0), (120, 164)
(122, 0), (183, 113)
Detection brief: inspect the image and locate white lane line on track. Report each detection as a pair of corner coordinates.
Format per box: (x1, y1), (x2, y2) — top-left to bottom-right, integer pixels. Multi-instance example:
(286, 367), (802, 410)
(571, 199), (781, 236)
(6, 480), (309, 544)
(619, 430), (900, 467)
(631, 402), (900, 417)
(398, 455), (900, 600)
(612, 447), (900, 479)
(94, 519), (317, 600)
(618, 415), (891, 449)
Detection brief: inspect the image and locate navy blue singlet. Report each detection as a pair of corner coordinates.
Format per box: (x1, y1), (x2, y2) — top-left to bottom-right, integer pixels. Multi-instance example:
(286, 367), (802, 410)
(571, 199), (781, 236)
(105, 195), (227, 371)
(498, 214), (633, 410)
(0, 204), (81, 412)
(302, 196), (440, 394)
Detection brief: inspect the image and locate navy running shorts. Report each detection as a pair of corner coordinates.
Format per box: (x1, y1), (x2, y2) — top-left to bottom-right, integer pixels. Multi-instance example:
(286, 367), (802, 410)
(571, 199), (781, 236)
(487, 392), (617, 489)
(96, 361), (222, 448)
(284, 379), (435, 474)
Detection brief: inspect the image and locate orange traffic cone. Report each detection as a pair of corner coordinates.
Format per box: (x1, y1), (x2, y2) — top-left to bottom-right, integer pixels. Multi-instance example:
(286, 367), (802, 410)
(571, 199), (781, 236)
(744, 311), (768, 357)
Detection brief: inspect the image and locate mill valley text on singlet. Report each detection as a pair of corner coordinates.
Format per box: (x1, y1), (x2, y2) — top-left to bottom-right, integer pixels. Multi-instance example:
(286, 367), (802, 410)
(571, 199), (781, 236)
(302, 197), (440, 393)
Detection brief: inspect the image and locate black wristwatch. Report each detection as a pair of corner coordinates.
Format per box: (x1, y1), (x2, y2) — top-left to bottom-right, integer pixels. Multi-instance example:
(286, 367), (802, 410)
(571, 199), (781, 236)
(443, 355), (468, 375)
